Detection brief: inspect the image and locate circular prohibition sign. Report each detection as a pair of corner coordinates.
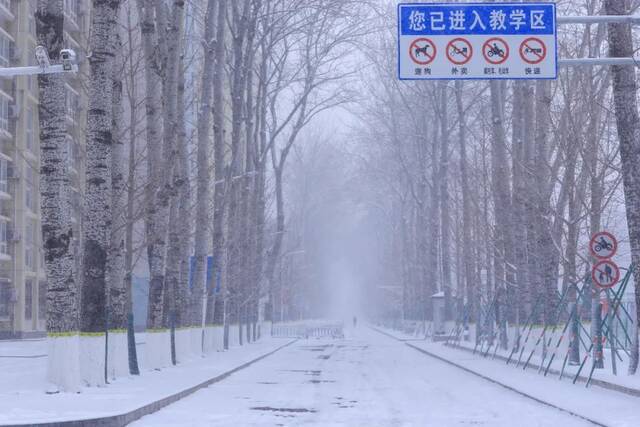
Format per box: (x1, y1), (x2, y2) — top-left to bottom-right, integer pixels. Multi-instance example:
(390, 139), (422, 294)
(589, 231), (618, 260)
(591, 259), (621, 290)
(482, 37), (509, 65)
(446, 38), (473, 66)
(409, 38), (437, 66)
(519, 37), (547, 65)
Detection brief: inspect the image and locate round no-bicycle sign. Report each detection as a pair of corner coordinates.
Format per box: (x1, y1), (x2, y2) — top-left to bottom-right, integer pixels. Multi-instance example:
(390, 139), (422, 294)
(409, 38), (436, 65)
(446, 38), (473, 65)
(519, 37), (547, 65)
(592, 259), (620, 290)
(589, 231), (617, 259)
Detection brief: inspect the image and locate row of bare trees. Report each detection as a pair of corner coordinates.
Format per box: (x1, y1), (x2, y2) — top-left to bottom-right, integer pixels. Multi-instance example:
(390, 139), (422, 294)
(354, 0), (639, 375)
(35, 0), (362, 391)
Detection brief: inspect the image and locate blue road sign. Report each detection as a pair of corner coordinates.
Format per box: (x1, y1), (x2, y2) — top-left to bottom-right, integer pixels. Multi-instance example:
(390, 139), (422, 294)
(397, 2), (557, 80)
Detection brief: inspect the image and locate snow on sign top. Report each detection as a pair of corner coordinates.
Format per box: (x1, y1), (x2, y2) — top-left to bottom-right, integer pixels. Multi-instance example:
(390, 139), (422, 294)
(397, 2), (557, 80)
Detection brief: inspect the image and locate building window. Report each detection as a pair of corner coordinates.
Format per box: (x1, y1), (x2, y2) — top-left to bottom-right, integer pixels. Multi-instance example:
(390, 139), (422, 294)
(26, 106), (35, 152)
(0, 0), (10, 11)
(64, 0), (78, 23)
(0, 221), (7, 255)
(0, 34), (10, 67)
(0, 280), (11, 319)
(0, 158), (7, 193)
(38, 281), (46, 323)
(0, 97), (8, 132)
(25, 164), (35, 212)
(25, 220), (35, 271)
(65, 89), (80, 123)
(25, 279), (33, 321)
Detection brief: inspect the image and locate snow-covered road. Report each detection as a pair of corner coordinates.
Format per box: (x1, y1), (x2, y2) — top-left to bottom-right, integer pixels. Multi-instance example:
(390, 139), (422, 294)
(132, 327), (592, 426)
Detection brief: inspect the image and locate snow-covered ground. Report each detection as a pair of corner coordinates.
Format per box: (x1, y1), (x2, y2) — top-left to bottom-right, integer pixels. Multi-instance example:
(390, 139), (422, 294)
(0, 332), (289, 425)
(378, 326), (640, 427)
(132, 326), (597, 426)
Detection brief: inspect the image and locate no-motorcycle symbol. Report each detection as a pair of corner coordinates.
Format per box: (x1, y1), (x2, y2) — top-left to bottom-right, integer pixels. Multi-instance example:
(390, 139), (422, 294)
(482, 38), (509, 65)
(589, 231), (617, 259)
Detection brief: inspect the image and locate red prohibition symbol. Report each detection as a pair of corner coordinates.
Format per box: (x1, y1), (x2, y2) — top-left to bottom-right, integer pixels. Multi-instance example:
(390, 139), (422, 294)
(519, 37), (547, 65)
(409, 38), (437, 65)
(446, 38), (473, 65)
(589, 231), (618, 259)
(592, 260), (620, 290)
(482, 37), (509, 65)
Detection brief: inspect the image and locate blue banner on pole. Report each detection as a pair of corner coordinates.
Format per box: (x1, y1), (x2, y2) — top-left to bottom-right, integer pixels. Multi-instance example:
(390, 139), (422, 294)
(206, 255), (214, 292)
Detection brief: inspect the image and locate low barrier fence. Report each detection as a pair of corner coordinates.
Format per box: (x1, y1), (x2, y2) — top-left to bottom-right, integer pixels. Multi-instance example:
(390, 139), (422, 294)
(271, 321), (344, 339)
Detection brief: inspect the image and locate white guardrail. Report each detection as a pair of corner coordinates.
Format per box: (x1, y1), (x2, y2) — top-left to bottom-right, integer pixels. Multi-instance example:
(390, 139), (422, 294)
(271, 321), (345, 339)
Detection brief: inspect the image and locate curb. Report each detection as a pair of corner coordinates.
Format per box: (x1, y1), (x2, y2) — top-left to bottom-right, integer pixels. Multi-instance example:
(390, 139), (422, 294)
(4, 340), (297, 427)
(373, 326), (640, 399)
(443, 341), (640, 399)
(371, 327), (609, 427)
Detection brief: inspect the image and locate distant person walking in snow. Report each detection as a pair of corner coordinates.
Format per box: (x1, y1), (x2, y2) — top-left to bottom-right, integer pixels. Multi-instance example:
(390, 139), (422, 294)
(353, 316), (357, 328)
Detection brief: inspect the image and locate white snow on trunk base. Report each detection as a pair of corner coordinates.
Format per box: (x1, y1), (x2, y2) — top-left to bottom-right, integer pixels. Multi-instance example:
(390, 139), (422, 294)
(214, 325), (224, 351)
(107, 331), (129, 380)
(80, 335), (106, 387)
(144, 330), (172, 370)
(202, 325), (225, 353)
(190, 327), (203, 356)
(47, 334), (81, 393)
(175, 329), (192, 363)
(262, 321), (272, 338)
(203, 326), (216, 354)
(229, 324), (240, 347)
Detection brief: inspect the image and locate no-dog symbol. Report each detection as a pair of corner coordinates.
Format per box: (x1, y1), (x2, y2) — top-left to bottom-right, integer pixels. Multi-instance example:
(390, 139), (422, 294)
(446, 38), (473, 65)
(410, 38), (436, 65)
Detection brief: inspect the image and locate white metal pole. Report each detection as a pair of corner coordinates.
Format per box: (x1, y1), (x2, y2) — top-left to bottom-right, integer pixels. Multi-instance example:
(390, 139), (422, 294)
(0, 64), (78, 78)
(557, 15), (640, 25)
(559, 57), (640, 67)
(556, 15), (640, 67)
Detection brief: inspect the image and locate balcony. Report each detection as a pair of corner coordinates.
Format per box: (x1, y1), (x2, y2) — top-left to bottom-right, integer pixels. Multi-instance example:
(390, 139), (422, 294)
(0, 0), (14, 22)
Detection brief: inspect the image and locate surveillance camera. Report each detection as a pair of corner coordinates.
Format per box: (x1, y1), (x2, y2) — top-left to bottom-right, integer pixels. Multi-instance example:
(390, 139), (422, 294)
(34, 45), (50, 68)
(60, 49), (77, 71)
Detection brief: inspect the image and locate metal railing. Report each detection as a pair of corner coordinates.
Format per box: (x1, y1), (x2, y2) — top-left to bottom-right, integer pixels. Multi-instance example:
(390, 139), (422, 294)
(271, 321), (344, 339)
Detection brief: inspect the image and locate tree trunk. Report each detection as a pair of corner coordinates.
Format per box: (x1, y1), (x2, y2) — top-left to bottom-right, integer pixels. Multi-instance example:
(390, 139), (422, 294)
(456, 82), (475, 326)
(160, 0), (185, 365)
(511, 82), (528, 349)
(137, 0), (169, 357)
(124, 9), (140, 376)
(106, 31), (128, 380)
(36, 0), (80, 393)
(605, 0), (640, 374)
(439, 83), (452, 320)
(489, 80), (511, 350)
(80, 0), (121, 387)
(210, 0), (228, 330)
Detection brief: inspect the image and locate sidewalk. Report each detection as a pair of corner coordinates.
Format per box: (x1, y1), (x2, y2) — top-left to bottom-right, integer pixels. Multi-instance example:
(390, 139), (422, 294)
(374, 326), (640, 427)
(0, 335), (293, 426)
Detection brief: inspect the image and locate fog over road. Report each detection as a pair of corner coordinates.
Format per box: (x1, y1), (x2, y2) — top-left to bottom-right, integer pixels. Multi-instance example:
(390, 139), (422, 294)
(133, 327), (590, 426)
